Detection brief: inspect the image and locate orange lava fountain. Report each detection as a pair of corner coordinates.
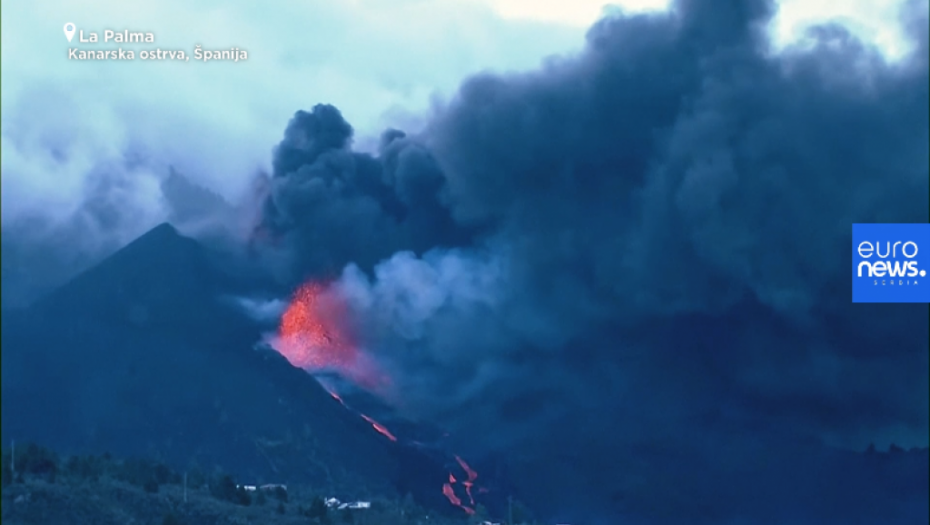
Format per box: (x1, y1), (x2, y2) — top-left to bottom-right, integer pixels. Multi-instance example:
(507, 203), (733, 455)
(276, 281), (385, 391)
(278, 282), (355, 369)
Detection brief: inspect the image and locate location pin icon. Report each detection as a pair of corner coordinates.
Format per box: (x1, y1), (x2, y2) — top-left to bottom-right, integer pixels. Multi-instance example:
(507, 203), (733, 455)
(64, 23), (76, 42)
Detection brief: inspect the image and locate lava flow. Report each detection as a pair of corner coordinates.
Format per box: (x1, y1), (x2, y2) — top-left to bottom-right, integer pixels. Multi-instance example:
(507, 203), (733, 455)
(442, 455), (481, 514)
(276, 281), (385, 391)
(280, 281), (485, 516)
(360, 413), (398, 442)
(325, 389), (398, 442)
(325, 388), (486, 516)
(456, 455), (478, 505)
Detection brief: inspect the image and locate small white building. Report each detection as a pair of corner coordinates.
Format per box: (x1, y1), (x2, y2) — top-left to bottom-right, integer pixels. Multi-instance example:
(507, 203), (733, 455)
(325, 497), (371, 510)
(338, 501), (371, 510)
(237, 484), (287, 493)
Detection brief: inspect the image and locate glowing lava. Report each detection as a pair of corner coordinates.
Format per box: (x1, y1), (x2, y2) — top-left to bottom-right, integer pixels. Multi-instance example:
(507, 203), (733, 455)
(442, 482), (467, 511)
(325, 389), (398, 442)
(281, 282), (485, 516)
(325, 385), (486, 516)
(360, 414), (398, 442)
(276, 281), (385, 390)
(456, 455), (478, 506)
(278, 282), (355, 369)
(442, 455), (481, 515)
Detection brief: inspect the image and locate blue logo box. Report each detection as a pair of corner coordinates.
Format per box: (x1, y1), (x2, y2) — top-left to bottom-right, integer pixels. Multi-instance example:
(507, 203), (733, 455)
(852, 223), (930, 303)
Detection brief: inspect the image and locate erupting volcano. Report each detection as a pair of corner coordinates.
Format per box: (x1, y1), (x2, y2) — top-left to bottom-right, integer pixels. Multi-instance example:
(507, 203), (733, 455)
(275, 281), (385, 391)
(277, 281), (490, 516)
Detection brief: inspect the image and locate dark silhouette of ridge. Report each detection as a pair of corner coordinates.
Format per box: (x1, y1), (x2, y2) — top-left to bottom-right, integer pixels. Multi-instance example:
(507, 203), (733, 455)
(31, 223), (227, 333)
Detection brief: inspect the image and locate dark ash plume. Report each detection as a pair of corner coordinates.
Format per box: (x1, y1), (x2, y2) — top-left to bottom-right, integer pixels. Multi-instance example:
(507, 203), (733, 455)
(255, 0), (929, 522)
(259, 104), (472, 283)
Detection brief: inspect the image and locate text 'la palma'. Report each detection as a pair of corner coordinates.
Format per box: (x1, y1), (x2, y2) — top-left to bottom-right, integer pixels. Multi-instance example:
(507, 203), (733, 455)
(78, 30), (154, 43)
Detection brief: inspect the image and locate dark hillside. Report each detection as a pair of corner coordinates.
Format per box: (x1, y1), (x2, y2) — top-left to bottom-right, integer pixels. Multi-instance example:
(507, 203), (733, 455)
(0, 224), (445, 502)
(1, 444), (476, 525)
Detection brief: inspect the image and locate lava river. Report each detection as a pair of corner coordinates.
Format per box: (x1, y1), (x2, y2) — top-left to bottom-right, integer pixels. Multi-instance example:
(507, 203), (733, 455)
(273, 280), (488, 516)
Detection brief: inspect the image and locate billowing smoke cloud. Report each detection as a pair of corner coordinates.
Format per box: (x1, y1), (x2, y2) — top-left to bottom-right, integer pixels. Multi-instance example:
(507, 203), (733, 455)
(256, 0), (929, 522)
(259, 104), (474, 282)
(229, 296), (288, 323)
(2, 0), (590, 307)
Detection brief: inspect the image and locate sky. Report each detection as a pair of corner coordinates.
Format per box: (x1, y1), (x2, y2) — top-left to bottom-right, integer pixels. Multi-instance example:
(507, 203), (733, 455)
(0, 0), (912, 305)
(0, 0), (914, 226)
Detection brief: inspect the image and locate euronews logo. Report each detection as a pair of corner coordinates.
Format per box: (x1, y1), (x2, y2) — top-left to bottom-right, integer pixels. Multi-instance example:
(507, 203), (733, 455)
(856, 241), (924, 279)
(852, 223), (930, 303)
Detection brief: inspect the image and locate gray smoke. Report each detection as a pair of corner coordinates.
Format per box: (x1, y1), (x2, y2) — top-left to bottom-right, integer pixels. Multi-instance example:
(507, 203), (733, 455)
(256, 0), (929, 522)
(258, 105), (473, 283)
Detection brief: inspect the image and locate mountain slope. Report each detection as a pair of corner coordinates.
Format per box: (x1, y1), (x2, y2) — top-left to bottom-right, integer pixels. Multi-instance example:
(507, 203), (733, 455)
(0, 223), (440, 501)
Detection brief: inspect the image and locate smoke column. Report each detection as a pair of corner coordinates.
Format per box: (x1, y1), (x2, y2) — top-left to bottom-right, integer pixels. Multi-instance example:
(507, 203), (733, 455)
(257, 0), (929, 522)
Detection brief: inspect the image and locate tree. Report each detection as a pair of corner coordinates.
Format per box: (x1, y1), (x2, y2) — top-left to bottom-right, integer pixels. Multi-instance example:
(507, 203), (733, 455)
(17, 443), (58, 482)
(144, 479), (160, 493)
(236, 486), (252, 506)
(401, 492), (416, 516)
(186, 465), (207, 489)
(210, 474), (242, 504)
(153, 462), (177, 484)
(470, 504), (490, 524)
(307, 495), (329, 521)
(2, 449), (12, 487)
(66, 454), (107, 482)
(511, 499), (533, 524)
(271, 485), (289, 502)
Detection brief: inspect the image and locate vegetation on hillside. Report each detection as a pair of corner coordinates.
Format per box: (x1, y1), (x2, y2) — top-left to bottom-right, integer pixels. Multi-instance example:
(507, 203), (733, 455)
(1, 442), (539, 525)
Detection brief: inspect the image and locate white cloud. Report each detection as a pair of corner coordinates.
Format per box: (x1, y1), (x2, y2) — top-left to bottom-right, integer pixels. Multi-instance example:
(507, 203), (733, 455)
(0, 0), (914, 234)
(0, 0), (584, 226)
(771, 0), (914, 60)
(484, 0), (670, 26)
(483, 0), (912, 59)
